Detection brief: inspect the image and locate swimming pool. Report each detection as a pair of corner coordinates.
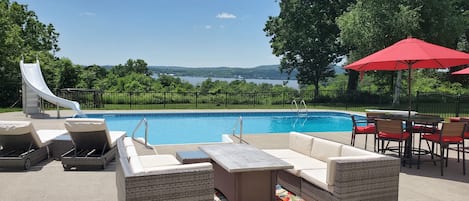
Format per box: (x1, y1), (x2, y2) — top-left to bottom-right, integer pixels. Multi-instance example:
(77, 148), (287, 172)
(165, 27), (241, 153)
(86, 111), (353, 145)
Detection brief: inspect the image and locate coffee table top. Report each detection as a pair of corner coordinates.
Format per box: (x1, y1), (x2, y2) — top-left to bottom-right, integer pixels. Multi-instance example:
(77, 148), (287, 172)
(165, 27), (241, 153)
(200, 143), (293, 173)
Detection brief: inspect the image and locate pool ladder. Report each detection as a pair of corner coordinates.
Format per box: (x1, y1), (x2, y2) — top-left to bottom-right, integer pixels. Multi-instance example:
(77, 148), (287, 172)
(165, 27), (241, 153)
(291, 99), (308, 115)
(232, 116), (247, 144)
(131, 117), (152, 148)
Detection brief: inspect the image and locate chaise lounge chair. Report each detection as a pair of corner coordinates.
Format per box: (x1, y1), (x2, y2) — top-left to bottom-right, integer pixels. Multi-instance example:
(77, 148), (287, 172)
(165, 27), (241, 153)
(61, 118), (126, 170)
(0, 121), (67, 170)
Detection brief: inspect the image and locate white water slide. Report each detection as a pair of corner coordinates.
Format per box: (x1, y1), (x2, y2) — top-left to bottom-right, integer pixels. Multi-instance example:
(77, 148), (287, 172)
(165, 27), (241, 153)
(20, 60), (84, 116)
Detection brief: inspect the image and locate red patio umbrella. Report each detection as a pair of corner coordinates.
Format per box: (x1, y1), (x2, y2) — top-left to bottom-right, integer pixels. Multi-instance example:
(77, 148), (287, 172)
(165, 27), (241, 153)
(452, 68), (469, 75)
(345, 37), (469, 117)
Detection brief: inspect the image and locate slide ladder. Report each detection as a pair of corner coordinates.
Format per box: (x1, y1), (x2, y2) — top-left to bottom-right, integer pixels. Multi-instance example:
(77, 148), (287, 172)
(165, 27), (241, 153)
(20, 59), (84, 117)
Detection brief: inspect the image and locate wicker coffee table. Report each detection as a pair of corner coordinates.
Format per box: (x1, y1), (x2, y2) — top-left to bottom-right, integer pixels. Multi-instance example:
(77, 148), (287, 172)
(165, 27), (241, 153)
(200, 143), (292, 201)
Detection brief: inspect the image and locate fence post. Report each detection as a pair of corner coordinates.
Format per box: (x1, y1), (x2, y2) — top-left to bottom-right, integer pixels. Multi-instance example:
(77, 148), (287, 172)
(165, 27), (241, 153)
(415, 91), (420, 112)
(195, 91), (198, 109)
(225, 92), (228, 108)
(253, 93), (256, 108)
(129, 92), (132, 110)
(282, 91), (285, 108)
(456, 94), (461, 117)
(163, 92), (166, 109)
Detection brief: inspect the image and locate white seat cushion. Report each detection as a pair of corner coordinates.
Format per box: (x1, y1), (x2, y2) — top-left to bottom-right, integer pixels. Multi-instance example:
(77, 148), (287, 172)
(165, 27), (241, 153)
(310, 137), (342, 162)
(263, 149), (309, 159)
(138, 155), (181, 170)
(36, 129), (68, 144)
(300, 169), (330, 191)
(109, 131), (126, 147)
(128, 156), (144, 175)
(145, 162), (212, 174)
(289, 132), (314, 156)
(126, 146), (138, 158)
(123, 137), (134, 147)
(281, 157), (326, 176)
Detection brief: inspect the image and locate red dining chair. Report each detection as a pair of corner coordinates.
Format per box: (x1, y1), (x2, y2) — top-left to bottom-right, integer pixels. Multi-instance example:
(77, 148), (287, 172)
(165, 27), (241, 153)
(459, 118), (469, 156)
(412, 114), (441, 135)
(418, 122), (466, 176)
(375, 118), (410, 164)
(350, 115), (376, 150)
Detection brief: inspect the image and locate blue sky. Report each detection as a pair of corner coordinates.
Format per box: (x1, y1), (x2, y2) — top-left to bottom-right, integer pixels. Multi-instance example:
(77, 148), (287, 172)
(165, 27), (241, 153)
(16, 0), (280, 67)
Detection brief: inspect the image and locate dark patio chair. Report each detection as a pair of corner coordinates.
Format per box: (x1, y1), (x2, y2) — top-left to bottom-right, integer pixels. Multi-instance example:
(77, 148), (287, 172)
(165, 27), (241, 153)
(350, 115), (375, 150)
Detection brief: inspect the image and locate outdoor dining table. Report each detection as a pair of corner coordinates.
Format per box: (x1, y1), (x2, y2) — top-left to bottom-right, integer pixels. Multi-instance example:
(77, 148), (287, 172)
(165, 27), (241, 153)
(380, 113), (444, 167)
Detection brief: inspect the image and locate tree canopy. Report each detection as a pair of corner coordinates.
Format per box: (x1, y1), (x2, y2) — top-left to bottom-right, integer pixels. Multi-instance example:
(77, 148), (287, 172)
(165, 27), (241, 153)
(0, 0), (59, 107)
(264, 0), (354, 99)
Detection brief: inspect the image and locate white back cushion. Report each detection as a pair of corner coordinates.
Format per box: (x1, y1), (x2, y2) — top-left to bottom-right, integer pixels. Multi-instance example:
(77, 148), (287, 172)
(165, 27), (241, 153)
(0, 121), (43, 147)
(341, 145), (380, 157)
(289, 132), (314, 155)
(310, 137), (342, 162)
(65, 118), (114, 147)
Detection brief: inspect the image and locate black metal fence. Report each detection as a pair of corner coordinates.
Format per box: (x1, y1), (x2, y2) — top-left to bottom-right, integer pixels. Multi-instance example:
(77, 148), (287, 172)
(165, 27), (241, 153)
(45, 89), (467, 118)
(415, 92), (469, 118)
(54, 89), (395, 110)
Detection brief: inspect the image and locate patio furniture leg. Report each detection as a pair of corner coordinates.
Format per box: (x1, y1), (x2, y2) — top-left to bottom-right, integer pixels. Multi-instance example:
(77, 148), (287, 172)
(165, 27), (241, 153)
(398, 141), (404, 166)
(426, 141), (437, 166)
(440, 144), (444, 176)
(417, 138), (421, 169)
(446, 146), (449, 167)
(364, 134), (368, 150)
(463, 141), (466, 175)
(374, 135), (377, 152)
(381, 139), (385, 154)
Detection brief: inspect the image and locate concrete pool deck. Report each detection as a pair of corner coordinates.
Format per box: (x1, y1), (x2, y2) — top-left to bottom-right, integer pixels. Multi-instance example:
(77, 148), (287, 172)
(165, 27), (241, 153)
(1, 109), (469, 201)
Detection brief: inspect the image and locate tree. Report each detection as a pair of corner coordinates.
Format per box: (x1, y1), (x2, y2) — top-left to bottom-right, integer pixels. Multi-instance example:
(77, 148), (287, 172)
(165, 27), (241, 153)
(77, 64), (107, 89)
(52, 58), (80, 90)
(0, 0), (59, 107)
(264, 0), (353, 100)
(111, 59), (152, 77)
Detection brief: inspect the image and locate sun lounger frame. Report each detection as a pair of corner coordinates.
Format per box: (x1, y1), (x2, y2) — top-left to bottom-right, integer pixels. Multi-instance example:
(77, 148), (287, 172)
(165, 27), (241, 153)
(61, 130), (116, 170)
(0, 134), (48, 170)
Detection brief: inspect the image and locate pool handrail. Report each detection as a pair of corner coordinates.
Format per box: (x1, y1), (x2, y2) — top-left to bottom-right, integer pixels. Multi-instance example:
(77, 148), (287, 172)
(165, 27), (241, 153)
(291, 99), (308, 115)
(232, 116), (248, 144)
(131, 117), (152, 148)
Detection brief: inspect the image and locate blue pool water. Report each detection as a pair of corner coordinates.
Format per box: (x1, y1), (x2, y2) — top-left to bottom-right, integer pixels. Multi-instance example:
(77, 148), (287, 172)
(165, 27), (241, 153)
(86, 112), (353, 145)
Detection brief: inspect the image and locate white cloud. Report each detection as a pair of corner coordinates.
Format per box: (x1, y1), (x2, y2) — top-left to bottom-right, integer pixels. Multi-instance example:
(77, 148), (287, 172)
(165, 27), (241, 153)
(216, 12), (236, 19)
(205, 25), (212, 29)
(80, 12), (96, 16)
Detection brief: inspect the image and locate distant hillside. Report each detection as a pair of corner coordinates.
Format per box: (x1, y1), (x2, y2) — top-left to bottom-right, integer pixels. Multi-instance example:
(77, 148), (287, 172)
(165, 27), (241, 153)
(102, 64), (345, 79)
(148, 65), (297, 80)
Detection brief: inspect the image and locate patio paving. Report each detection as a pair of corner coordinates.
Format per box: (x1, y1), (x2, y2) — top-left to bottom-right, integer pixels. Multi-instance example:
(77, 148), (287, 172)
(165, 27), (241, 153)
(1, 110), (469, 201)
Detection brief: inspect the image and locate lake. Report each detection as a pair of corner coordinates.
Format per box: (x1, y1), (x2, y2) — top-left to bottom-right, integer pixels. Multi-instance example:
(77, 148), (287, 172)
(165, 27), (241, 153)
(155, 76), (300, 89)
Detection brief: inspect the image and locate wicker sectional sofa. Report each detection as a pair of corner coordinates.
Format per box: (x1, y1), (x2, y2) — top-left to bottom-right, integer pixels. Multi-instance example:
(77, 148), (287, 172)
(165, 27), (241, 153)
(116, 137), (214, 201)
(264, 132), (400, 201)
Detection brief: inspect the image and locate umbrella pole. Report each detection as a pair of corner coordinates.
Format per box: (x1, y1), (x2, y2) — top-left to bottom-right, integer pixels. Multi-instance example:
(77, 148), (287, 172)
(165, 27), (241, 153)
(408, 63), (412, 120)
